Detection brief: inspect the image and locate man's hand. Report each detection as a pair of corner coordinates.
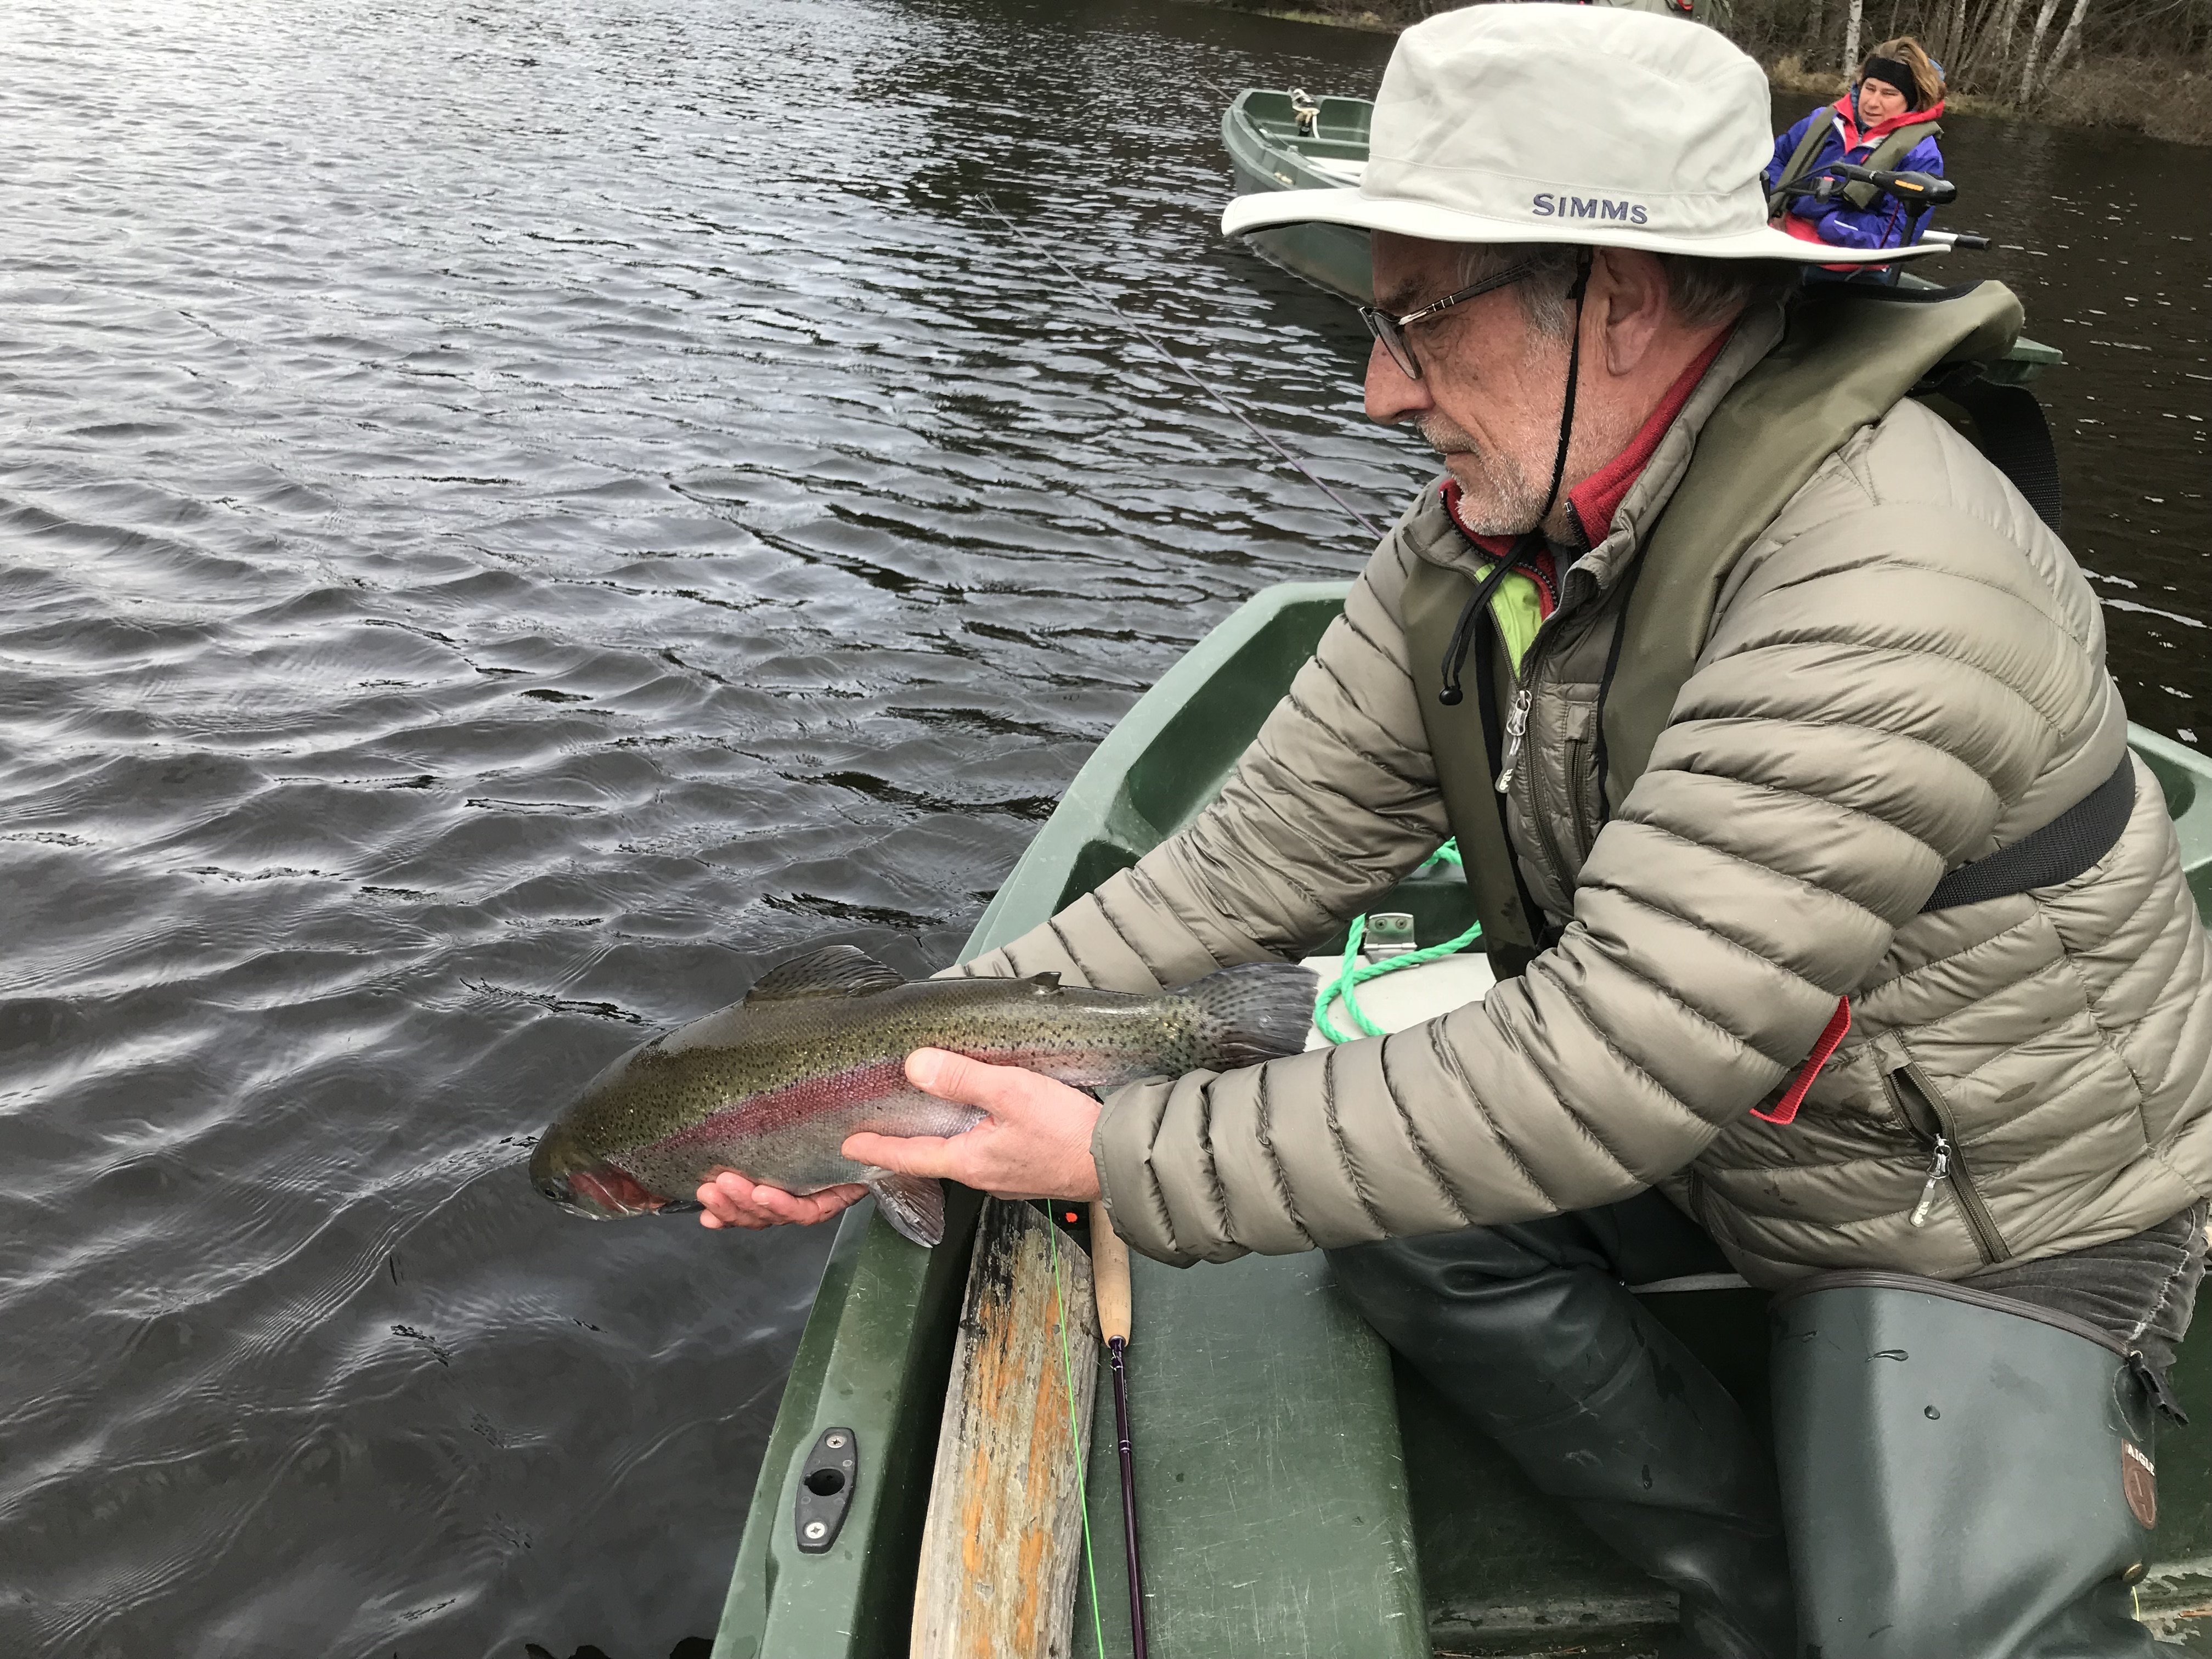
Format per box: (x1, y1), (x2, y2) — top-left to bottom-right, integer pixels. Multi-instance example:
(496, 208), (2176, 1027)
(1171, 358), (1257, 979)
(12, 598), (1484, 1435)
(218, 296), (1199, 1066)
(842, 1048), (1103, 1201)
(696, 1173), (868, 1230)
(695, 1049), (1104, 1228)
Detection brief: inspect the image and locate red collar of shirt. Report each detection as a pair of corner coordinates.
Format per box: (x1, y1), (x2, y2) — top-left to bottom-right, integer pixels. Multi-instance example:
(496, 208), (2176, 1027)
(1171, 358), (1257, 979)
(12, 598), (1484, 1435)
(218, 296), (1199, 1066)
(1440, 328), (1729, 610)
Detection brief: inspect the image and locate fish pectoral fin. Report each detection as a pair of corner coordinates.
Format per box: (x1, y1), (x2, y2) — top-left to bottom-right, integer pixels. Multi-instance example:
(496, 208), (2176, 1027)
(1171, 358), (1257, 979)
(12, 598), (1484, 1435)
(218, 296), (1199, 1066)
(865, 1171), (948, 1248)
(744, 945), (907, 1003)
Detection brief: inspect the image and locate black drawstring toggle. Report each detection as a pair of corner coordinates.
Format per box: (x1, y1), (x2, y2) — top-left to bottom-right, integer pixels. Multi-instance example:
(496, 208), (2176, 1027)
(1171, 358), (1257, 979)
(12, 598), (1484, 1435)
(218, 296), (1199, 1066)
(1437, 535), (1539, 706)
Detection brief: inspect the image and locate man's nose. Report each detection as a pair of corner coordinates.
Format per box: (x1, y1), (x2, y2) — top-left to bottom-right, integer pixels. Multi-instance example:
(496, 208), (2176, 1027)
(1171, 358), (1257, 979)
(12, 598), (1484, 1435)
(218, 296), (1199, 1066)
(1363, 337), (1431, 425)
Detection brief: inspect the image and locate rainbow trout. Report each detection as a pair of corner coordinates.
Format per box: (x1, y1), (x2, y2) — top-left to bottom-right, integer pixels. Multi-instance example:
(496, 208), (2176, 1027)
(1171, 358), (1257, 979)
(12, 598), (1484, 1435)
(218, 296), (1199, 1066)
(529, 944), (1316, 1246)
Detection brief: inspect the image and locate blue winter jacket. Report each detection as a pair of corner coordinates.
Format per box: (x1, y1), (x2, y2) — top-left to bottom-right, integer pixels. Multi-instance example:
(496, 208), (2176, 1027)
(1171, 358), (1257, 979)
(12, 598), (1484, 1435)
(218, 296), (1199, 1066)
(1763, 97), (1946, 252)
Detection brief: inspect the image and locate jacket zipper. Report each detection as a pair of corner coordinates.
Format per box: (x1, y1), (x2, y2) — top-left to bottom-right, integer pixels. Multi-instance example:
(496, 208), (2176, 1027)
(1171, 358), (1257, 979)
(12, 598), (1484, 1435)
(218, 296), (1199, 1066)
(1467, 537), (1604, 910)
(1490, 583), (1597, 898)
(1494, 686), (1533, 793)
(1481, 545), (1560, 800)
(1909, 1135), (1950, 1228)
(1888, 1063), (2010, 1263)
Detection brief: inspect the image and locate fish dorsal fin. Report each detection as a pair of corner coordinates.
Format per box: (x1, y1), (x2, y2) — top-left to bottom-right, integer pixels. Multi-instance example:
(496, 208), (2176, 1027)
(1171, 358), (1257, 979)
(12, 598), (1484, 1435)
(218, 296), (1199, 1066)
(744, 945), (907, 1003)
(1026, 972), (1062, 995)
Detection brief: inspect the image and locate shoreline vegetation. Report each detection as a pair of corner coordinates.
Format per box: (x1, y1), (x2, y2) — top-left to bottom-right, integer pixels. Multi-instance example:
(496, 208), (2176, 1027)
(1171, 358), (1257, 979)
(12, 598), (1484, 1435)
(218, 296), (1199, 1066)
(1198, 0), (2212, 145)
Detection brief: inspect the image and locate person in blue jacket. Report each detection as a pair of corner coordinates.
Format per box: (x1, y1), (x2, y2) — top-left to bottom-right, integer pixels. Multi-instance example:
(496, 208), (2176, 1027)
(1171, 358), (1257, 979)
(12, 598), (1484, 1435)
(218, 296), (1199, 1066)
(1764, 37), (1946, 254)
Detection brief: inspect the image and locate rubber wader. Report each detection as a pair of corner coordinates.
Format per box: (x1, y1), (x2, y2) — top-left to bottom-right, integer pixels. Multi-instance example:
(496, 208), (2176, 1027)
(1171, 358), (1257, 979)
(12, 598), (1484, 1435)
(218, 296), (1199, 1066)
(1329, 1202), (1797, 1659)
(1772, 1274), (2165, 1657)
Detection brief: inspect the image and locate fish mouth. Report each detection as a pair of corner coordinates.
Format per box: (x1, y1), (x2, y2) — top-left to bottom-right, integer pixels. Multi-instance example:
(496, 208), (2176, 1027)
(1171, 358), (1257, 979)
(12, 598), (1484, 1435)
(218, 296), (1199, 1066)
(538, 1163), (686, 1220)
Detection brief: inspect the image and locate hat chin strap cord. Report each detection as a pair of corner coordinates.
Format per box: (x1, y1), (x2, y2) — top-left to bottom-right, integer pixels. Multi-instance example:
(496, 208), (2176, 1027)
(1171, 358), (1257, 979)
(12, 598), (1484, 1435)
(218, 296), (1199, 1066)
(1438, 249), (1594, 707)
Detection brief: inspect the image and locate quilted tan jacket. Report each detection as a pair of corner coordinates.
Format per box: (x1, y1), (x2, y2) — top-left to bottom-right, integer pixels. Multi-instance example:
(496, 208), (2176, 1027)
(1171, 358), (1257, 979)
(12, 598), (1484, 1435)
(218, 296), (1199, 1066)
(957, 313), (2212, 1284)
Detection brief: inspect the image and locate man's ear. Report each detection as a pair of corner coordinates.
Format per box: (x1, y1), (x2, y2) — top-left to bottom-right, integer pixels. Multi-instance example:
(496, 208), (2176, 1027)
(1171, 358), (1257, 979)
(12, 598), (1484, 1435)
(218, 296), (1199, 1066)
(1596, 249), (1673, 377)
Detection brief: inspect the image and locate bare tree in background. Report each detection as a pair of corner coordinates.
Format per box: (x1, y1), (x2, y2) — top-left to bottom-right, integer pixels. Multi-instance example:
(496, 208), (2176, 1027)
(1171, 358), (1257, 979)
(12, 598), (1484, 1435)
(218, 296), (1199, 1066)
(2017, 0), (2068, 94)
(1805, 0), (1830, 61)
(2042, 0), (2096, 81)
(1940, 0), (1968, 62)
(1962, 0), (2032, 89)
(1844, 0), (1866, 72)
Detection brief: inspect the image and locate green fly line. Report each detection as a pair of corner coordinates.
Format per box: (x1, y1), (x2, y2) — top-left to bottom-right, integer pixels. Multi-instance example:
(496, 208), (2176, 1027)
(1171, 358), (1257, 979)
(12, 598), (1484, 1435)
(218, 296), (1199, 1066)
(1312, 840), (1485, 1045)
(1047, 1215), (1108, 1659)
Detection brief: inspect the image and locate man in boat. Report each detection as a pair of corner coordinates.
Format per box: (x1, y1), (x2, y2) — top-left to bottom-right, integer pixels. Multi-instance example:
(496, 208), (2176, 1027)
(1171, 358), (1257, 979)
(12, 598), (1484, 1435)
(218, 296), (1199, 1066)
(702, 7), (2211, 1654)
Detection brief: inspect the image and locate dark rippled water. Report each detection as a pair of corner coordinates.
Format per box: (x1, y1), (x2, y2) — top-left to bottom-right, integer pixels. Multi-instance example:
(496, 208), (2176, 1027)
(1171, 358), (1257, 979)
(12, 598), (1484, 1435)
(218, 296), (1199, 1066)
(1, 2), (2205, 1655)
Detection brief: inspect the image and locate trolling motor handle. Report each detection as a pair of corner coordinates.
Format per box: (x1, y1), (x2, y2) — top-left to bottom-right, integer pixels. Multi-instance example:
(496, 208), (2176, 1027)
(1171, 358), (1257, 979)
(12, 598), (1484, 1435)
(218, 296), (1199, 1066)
(1918, 228), (1991, 250)
(1779, 163), (1958, 211)
(1827, 162), (1959, 208)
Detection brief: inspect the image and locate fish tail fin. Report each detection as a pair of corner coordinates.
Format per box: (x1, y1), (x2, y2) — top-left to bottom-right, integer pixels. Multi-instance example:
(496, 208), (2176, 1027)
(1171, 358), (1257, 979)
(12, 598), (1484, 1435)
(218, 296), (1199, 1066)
(1187, 962), (1318, 1069)
(867, 1171), (948, 1248)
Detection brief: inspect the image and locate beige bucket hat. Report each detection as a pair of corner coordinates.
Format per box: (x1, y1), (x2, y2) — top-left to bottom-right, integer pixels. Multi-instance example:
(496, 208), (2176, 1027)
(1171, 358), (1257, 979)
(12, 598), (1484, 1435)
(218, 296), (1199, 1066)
(1222, 2), (1940, 267)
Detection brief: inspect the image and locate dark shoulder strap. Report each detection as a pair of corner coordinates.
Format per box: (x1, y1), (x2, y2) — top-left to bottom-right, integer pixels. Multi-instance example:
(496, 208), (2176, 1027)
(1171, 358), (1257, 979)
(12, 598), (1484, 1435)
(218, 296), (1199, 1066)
(1600, 282), (2026, 810)
(1403, 556), (1542, 961)
(1919, 367), (2063, 535)
(1921, 753), (2132, 911)
(1768, 111), (1836, 215)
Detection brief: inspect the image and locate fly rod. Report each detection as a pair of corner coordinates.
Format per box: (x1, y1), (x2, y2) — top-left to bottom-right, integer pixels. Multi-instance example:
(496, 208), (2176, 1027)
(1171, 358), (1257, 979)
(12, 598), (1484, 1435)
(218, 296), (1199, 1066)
(977, 194), (1387, 541)
(1090, 1199), (1149, 1659)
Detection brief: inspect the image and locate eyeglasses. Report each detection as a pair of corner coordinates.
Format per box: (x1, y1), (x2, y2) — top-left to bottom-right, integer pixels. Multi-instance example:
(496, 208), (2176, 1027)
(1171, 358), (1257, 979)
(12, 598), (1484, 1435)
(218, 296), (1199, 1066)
(1359, 258), (1539, 381)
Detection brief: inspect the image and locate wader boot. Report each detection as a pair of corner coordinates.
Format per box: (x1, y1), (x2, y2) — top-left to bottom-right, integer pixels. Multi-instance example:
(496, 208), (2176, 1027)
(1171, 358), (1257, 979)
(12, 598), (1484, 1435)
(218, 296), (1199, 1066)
(1329, 1199), (1797, 1659)
(1771, 1273), (2170, 1658)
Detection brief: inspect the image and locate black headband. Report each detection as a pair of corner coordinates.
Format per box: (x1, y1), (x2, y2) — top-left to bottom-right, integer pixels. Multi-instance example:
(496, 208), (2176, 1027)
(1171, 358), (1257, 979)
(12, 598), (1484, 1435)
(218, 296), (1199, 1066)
(1860, 56), (1925, 109)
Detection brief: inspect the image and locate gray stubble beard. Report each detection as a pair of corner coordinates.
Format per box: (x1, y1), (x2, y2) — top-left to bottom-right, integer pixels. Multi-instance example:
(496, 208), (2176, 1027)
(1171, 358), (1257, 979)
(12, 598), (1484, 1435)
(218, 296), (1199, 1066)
(1418, 414), (1548, 537)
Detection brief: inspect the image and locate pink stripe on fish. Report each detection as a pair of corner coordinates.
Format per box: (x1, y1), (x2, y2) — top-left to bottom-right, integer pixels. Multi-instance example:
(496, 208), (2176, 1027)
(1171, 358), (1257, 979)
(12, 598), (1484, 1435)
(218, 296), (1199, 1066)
(640, 1045), (1120, 1159)
(654, 1058), (913, 1154)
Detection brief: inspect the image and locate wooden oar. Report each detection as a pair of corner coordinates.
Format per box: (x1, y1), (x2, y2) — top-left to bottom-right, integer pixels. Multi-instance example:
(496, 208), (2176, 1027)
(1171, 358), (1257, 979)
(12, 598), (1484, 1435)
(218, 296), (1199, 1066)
(1091, 1200), (1149, 1659)
(910, 1197), (1097, 1659)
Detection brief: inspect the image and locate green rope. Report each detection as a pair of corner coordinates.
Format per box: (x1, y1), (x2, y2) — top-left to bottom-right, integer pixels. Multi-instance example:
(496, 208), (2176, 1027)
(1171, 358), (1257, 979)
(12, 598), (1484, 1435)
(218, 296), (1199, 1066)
(1047, 1216), (1108, 1659)
(1312, 840), (1483, 1045)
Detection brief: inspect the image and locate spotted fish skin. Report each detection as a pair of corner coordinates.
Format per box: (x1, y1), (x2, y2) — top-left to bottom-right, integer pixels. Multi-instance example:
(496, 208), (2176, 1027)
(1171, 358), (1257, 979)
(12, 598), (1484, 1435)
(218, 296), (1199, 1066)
(527, 945), (1315, 1245)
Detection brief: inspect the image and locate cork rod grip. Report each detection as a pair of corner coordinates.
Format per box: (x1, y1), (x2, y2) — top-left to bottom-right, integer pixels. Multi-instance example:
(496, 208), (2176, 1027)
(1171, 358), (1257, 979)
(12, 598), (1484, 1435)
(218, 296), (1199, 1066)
(1089, 1201), (1132, 1346)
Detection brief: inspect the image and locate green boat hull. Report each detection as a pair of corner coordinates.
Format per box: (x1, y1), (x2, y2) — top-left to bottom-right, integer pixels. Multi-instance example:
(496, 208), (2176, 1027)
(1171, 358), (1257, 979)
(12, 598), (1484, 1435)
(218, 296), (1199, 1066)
(713, 582), (2212, 1657)
(1217, 89), (2066, 385)
(1221, 91), (1376, 308)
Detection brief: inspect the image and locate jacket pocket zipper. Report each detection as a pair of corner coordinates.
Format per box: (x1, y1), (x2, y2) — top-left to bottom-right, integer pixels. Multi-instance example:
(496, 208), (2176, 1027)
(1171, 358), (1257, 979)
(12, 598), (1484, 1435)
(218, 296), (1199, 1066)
(1889, 1063), (2010, 1263)
(1568, 729), (1604, 867)
(1534, 731), (1593, 882)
